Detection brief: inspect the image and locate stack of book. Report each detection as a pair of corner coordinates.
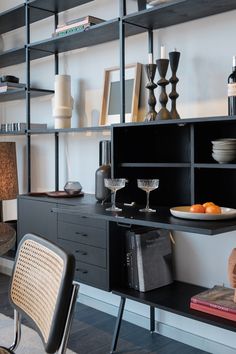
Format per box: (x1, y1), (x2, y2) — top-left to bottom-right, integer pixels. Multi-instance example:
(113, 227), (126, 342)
(190, 285), (236, 321)
(0, 82), (25, 93)
(1, 123), (47, 132)
(53, 16), (104, 37)
(126, 228), (173, 292)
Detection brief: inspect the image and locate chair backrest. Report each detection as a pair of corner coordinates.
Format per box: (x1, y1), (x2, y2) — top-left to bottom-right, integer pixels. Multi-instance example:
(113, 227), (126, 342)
(9, 233), (75, 353)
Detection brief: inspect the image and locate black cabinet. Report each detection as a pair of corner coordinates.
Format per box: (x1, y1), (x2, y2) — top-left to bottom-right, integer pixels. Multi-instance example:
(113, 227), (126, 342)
(112, 116), (236, 208)
(17, 197), (57, 244)
(17, 195), (109, 291)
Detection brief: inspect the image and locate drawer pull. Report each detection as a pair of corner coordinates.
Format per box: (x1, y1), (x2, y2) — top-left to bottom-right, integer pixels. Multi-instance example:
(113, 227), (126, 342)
(76, 268), (88, 274)
(75, 250), (87, 256)
(75, 232), (88, 237)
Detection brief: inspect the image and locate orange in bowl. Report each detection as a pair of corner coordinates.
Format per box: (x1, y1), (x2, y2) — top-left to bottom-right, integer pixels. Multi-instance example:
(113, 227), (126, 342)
(190, 204), (205, 213)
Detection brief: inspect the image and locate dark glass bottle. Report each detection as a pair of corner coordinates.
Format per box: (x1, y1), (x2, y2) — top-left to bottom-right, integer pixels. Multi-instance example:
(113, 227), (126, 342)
(95, 140), (111, 202)
(228, 56), (236, 116)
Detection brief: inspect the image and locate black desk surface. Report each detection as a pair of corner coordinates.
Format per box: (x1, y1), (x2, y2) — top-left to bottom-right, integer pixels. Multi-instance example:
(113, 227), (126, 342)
(20, 193), (236, 235)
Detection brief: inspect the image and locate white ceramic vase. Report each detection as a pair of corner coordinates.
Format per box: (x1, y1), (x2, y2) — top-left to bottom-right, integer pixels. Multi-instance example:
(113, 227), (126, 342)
(52, 74), (74, 129)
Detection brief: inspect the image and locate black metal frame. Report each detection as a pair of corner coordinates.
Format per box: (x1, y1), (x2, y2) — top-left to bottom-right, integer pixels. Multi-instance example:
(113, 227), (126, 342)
(110, 296), (155, 353)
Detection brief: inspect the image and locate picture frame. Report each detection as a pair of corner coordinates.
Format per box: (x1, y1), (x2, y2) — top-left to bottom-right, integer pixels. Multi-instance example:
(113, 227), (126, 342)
(99, 63), (142, 125)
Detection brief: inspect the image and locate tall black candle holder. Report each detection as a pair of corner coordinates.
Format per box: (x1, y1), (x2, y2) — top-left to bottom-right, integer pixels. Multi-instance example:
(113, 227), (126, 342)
(169, 51), (180, 119)
(145, 64), (157, 121)
(156, 58), (171, 120)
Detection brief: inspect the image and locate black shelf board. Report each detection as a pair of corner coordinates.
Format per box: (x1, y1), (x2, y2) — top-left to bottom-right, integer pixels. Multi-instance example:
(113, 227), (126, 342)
(0, 47), (25, 69)
(29, 19), (143, 60)
(0, 88), (53, 103)
(28, 126), (111, 134)
(49, 199), (236, 235)
(124, 0), (236, 31)
(120, 162), (190, 168)
(194, 163), (236, 169)
(0, 131), (25, 136)
(0, 19), (143, 68)
(0, 0), (93, 35)
(113, 115), (236, 129)
(112, 281), (236, 333)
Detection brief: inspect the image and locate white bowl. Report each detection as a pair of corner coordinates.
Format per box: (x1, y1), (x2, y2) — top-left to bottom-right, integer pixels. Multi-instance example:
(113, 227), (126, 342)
(212, 152), (236, 163)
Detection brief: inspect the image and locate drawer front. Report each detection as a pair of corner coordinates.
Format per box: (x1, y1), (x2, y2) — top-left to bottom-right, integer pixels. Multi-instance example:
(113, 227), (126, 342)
(58, 222), (107, 248)
(75, 261), (108, 290)
(58, 213), (107, 229)
(58, 239), (106, 268)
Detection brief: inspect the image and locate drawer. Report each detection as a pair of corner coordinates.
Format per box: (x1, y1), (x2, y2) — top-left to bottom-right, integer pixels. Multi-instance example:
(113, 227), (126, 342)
(75, 261), (108, 290)
(58, 239), (106, 268)
(58, 212), (107, 229)
(58, 222), (107, 248)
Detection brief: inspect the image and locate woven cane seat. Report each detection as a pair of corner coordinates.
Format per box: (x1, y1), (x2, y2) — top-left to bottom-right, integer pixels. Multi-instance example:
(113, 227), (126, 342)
(0, 347), (14, 354)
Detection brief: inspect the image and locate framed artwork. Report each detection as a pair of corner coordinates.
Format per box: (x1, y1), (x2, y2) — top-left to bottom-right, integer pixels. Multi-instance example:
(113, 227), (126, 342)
(99, 63), (142, 125)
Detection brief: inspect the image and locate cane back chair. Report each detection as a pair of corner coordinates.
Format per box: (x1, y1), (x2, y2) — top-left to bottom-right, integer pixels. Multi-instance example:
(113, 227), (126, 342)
(0, 233), (79, 354)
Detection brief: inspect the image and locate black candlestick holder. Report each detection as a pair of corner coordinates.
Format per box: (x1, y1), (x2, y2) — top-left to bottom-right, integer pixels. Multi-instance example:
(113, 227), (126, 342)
(156, 58), (171, 120)
(169, 51), (180, 119)
(145, 64), (157, 121)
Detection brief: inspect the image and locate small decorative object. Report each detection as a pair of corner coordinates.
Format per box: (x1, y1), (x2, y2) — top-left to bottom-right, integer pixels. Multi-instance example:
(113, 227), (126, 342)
(99, 63), (142, 125)
(64, 181), (82, 195)
(137, 179), (159, 212)
(228, 248), (236, 302)
(145, 62), (157, 121)
(169, 50), (180, 119)
(95, 140), (111, 202)
(104, 178), (127, 212)
(0, 75), (19, 83)
(52, 75), (74, 129)
(156, 46), (171, 120)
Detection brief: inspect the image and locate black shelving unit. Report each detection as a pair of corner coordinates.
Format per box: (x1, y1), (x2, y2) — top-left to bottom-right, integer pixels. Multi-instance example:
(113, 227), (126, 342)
(3, 3), (236, 350)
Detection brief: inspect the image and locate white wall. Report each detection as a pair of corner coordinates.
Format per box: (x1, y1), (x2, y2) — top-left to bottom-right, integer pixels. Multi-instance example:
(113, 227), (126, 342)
(1, 1), (236, 352)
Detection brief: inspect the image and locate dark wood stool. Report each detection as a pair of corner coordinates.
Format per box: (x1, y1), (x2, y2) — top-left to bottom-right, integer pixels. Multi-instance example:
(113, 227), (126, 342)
(0, 222), (16, 256)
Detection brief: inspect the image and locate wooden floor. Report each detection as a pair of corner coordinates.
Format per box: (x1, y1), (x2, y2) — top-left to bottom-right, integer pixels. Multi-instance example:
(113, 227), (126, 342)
(0, 274), (209, 354)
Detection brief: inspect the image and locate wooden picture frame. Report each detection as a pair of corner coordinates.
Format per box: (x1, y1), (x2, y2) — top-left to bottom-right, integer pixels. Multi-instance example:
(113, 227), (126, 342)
(99, 63), (142, 125)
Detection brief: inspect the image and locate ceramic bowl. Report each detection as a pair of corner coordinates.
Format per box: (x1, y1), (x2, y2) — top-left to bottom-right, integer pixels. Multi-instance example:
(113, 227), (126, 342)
(212, 152), (236, 164)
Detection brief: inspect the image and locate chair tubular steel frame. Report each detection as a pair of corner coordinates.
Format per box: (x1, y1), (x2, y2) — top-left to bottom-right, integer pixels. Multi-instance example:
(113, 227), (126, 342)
(0, 233), (79, 354)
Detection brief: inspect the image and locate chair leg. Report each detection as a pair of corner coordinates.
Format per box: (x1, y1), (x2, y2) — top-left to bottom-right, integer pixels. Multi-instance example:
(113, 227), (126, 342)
(57, 282), (80, 354)
(9, 309), (21, 351)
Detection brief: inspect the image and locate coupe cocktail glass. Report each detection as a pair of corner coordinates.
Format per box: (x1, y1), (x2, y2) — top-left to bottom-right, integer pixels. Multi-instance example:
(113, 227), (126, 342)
(137, 179), (159, 212)
(104, 178), (127, 211)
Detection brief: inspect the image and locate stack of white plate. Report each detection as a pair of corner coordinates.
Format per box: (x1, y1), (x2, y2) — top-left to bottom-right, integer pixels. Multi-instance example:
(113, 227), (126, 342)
(212, 139), (236, 163)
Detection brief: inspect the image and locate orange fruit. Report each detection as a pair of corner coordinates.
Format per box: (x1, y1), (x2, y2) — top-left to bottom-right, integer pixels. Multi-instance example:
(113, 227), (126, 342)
(205, 205), (221, 214)
(202, 202), (215, 208)
(190, 204), (205, 213)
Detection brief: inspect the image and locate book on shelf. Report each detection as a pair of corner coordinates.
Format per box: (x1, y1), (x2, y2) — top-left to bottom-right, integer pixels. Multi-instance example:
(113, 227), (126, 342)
(53, 24), (91, 37)
(126, 230), (139, 290)
(0, 123), (47, 132)
(0, 82), (25, 93)
(191, 285), (236, 314)
(190, 301), (236, 321)
(56, 15), (104, 32)
(125, 228), (173, 292)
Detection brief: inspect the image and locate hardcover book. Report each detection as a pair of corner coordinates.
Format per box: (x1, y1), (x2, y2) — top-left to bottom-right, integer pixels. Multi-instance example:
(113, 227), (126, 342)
(55, 16), (104, 33)
(190, 301), (236, 321)
(191, 285), (236, 314)
(126, 228), (173, 292)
